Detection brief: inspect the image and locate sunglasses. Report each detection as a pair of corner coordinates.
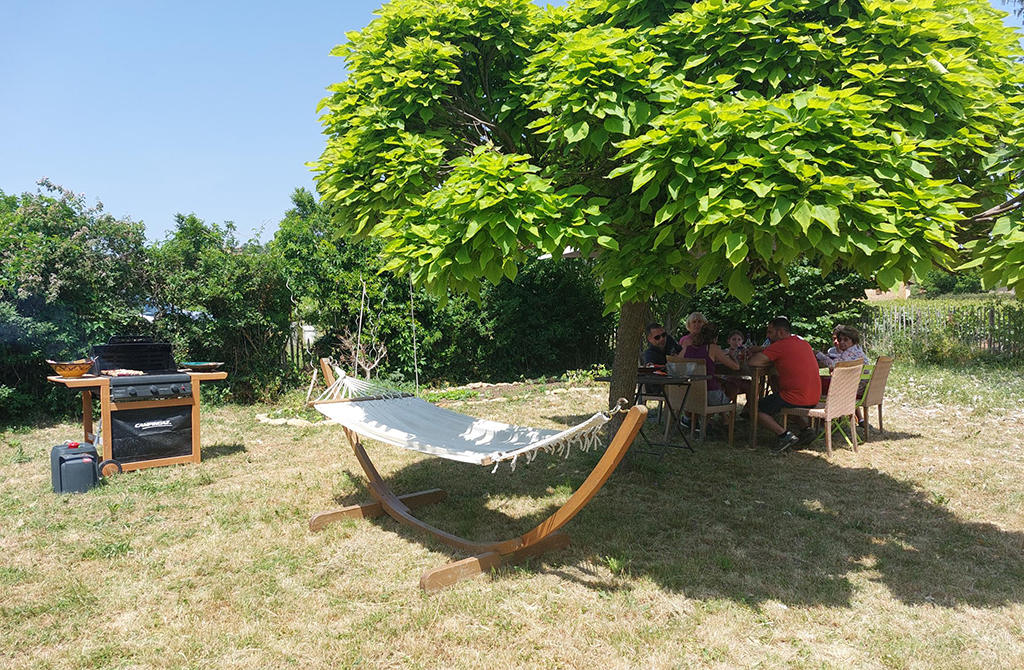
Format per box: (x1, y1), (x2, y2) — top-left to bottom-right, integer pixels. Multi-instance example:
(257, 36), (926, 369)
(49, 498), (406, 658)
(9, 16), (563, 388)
(652, 333), (667, 340)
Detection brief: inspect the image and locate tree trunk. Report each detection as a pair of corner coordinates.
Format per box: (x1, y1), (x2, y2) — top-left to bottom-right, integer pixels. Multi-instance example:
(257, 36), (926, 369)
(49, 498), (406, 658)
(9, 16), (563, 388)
(608, 299), (648, 432)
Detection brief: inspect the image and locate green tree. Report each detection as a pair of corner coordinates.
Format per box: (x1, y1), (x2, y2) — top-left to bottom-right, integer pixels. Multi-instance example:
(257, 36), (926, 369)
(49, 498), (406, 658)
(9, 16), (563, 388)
(149, 214), (293, 402)
(0, 180), (150, 420)
(313, 0), (1024, 411)
(916, 268), (985, 296)
(270, 188), (612, 382)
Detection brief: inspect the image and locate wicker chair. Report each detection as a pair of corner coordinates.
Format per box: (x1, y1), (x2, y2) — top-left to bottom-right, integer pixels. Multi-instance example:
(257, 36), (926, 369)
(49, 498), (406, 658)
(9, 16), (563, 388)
(781, 361), (863, 456)
(664, 356), (736, 446)
(859, 355), (895, 441)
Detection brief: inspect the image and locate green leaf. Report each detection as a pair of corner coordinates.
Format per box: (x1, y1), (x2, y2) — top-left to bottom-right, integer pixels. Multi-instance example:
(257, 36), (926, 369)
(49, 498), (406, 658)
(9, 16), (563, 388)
(565, 121), (590, 143)
(727, 267), (754, 303)
(724, 233), (747, 264)
(771, 197), (793, 226)
(810, 204), (840, 233)
(597, 235), (619, 251)
(792, 201), (812, 232)
(696, 258), (718, 290)
(746, 181), (773, 198)
(631, 165), (658, 193)
(683, 54), (711, 70)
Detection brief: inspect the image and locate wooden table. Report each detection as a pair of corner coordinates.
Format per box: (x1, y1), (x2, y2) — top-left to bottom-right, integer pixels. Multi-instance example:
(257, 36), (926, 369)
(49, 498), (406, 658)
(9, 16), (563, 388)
(48, 370), (227, 471)
(717, 363), (773, 450)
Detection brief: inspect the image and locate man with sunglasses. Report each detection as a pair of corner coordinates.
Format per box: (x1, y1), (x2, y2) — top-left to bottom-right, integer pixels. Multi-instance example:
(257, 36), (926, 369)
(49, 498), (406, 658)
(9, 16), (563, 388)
(643, 322), (682, 366)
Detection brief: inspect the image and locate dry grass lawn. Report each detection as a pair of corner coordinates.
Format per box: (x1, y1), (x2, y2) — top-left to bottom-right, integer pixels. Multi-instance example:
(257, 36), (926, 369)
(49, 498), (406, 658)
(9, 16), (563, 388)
(2, 363), (1024, 669)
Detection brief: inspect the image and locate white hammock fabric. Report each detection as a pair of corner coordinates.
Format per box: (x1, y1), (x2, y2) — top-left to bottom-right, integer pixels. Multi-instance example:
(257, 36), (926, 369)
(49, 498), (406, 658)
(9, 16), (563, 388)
(313, 370), (610, 471)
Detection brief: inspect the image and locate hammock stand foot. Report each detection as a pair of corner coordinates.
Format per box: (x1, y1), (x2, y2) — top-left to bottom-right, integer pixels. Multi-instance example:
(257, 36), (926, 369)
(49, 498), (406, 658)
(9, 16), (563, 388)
(314, 403), (647, 593)
(309, 488), (448, 532)
(419, 531), (571, 592)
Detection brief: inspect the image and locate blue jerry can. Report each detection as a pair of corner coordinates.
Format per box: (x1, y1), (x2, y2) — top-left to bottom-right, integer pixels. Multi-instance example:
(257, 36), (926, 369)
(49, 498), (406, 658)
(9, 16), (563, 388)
(51, 442), (101, 494)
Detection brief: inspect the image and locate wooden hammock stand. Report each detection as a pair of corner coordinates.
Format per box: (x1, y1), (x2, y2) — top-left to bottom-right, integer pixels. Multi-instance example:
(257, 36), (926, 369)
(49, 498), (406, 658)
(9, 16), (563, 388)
(309, 360), (646, 591)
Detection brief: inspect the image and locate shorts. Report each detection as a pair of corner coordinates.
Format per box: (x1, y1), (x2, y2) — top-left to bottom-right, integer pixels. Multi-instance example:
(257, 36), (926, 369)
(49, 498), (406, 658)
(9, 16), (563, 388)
(707, 389), (731, 406)
(758, 393), (817, 416)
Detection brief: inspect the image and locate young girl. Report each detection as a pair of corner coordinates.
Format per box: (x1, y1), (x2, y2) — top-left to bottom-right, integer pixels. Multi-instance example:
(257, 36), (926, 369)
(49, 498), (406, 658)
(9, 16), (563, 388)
(724, 329), (746, 362)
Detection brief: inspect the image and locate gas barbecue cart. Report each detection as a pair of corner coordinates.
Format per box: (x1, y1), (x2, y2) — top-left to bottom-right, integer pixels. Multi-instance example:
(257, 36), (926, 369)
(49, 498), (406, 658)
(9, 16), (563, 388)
(48, 338), (227, 472)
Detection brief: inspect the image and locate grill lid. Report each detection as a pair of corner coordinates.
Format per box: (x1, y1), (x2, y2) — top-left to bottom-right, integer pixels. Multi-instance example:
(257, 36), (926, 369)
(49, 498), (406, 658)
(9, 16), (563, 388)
(91, 337), (176, 374)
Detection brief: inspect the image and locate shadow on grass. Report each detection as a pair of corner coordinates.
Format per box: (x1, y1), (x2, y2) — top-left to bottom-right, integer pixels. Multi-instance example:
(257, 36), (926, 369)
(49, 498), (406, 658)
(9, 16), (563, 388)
(201, 443), (246, 460)
(318, 437), (1024, 609)
(543, 413), (597, 427)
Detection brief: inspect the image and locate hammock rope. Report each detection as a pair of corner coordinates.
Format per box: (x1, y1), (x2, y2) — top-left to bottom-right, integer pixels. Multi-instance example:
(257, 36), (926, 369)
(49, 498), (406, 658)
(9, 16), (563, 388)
(314, 369), (627, 472)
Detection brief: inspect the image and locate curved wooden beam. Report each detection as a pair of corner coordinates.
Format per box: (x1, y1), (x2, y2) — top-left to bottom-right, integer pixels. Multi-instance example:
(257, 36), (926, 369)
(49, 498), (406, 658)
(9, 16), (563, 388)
(311, 404), (648, 590)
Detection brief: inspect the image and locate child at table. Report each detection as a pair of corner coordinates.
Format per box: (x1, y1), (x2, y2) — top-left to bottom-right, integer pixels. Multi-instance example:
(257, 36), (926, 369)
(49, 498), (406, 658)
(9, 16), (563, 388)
(725, 329), (746, 362)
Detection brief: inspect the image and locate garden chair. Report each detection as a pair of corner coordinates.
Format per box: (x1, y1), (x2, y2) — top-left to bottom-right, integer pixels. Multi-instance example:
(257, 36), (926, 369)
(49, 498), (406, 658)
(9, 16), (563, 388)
(665, 356), (736, 446)
(858, 355), (895, 441)
(781, 361), (863, 456)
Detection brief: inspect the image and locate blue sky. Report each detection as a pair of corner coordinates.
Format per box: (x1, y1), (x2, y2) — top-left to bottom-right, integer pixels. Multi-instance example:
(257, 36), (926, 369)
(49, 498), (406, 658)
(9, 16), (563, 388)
(0, 0), (1019, 243)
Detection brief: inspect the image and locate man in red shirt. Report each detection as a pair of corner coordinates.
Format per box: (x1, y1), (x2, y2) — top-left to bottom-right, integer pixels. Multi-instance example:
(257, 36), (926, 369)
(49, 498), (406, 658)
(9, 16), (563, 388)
(746, 317), (821, 453)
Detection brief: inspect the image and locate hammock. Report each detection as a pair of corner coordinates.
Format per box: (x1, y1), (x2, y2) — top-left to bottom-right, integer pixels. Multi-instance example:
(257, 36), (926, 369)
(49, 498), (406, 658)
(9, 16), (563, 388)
(313, 370), (608, 471)
(308, 361), (647, 592)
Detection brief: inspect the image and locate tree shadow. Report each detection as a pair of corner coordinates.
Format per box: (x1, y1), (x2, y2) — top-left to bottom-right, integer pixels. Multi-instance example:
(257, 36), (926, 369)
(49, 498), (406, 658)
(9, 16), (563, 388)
(319, 438), (1024, 608)
(201, 443), (246, 460)
(543, 413), (598, 427)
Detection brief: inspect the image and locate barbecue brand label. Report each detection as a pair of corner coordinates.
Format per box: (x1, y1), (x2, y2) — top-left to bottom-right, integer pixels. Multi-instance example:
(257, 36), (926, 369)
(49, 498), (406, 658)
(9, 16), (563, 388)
(134, 419), (174, 430)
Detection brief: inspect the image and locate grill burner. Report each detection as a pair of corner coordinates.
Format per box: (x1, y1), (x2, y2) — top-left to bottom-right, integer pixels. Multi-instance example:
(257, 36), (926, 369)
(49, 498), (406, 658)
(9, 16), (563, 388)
(108, 373), (193, 400)
(91, 337), (192, 400)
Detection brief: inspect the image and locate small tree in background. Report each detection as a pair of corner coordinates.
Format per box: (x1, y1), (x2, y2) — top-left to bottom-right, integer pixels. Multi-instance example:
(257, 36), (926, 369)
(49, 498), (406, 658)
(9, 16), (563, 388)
(149, 214), (294, 402)
(916, 268), (985, 297)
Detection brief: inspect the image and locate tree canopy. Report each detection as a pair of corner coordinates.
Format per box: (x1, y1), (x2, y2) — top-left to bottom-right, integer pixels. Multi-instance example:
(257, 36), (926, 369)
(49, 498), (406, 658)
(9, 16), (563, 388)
(313, 0), (1024, 408)
(314, 0), (1024, 304)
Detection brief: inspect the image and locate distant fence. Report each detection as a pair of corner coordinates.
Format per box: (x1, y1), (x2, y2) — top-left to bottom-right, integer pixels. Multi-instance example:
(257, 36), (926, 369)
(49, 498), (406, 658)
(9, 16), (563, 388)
(861, 298), (1024, 359)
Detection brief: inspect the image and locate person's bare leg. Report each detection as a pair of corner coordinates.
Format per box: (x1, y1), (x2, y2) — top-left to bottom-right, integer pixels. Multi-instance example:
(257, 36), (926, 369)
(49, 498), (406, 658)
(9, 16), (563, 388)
(758, 411), (786, 435)
(760, 411), (807, 435)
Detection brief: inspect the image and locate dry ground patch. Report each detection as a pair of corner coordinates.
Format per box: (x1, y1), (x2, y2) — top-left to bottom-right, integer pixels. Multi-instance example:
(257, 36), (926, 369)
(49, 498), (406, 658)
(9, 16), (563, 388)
(2, 364), (1024, 669)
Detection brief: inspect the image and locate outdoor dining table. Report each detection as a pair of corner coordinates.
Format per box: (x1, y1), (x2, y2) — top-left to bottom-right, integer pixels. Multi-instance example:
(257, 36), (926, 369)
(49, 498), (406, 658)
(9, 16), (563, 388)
(597, 371), (713, 456)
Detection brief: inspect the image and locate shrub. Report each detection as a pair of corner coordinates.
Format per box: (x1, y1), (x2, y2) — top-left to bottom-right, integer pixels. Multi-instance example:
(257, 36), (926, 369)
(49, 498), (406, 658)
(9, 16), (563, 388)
(0, 182), (150, 422)
(655, 262), (872, 350)
(149, 214), (295, 402)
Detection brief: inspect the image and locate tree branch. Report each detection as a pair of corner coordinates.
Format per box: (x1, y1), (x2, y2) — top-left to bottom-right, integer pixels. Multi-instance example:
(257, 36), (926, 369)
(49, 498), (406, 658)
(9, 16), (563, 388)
(962, 191), (1024, 225)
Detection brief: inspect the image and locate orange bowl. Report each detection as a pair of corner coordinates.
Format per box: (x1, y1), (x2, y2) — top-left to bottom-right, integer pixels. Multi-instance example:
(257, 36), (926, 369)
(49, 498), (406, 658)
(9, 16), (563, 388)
(47, 359), (95, 378)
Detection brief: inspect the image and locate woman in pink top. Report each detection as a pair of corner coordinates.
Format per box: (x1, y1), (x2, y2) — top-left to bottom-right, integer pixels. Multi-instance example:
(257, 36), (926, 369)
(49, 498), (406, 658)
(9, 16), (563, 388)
(678, 311), (707, 349)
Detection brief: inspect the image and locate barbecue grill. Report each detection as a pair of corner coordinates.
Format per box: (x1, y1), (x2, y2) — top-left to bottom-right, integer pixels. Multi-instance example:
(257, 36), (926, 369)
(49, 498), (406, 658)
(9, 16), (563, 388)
(47, 337), (227, 472)
(91, 339), (193, 401)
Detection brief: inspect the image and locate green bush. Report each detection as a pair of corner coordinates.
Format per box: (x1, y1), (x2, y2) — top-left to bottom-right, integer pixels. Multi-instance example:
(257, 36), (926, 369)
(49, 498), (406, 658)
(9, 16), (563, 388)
(0, 182), (151, 423)
(270, 189), (612, 384)
(916, 269), (984, 297)
(149, 214), (296, 402)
